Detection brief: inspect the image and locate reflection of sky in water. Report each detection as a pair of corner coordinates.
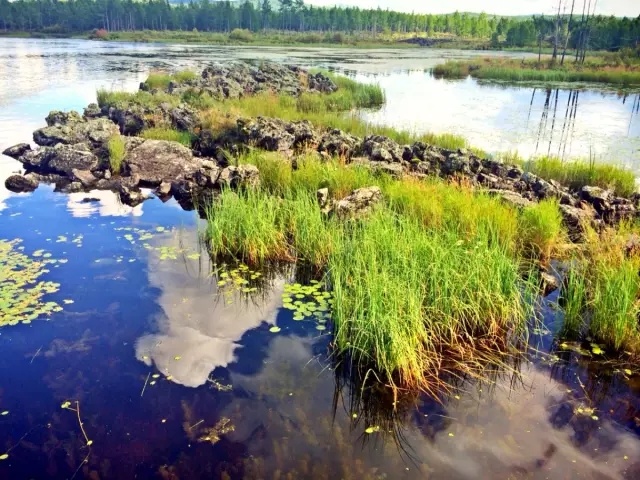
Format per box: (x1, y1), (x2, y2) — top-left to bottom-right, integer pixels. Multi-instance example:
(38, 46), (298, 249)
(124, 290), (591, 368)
(135, 230), (281, 388)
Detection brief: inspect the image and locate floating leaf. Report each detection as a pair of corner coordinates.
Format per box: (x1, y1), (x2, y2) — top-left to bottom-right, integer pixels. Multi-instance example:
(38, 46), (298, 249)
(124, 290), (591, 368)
(0, 454), (8, 460)
(61, 401), (71, 409)
(316, 325), (327, 331)
(150, 381), (156, 386)
(63, 299), (74, 305)
(624, 369), (632, 376)
(86, 440), (93, 446)
(174, 356), (182, 361)
(591, 345), (605, 355)
(0, 411), (8, 416)
(364, 426), (379, 434)
(269, 326), (281, 333)
(152, 374), (160, 379)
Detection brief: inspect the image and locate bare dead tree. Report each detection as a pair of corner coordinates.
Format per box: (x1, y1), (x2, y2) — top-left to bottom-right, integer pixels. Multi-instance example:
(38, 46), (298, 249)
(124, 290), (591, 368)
(552, 0), (564, 62)
(561, 0), (576, 65)
(575, 0), (588, 62)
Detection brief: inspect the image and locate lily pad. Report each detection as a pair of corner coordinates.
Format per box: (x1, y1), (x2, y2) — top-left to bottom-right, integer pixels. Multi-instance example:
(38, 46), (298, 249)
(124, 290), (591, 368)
(269, 326), (281, 333)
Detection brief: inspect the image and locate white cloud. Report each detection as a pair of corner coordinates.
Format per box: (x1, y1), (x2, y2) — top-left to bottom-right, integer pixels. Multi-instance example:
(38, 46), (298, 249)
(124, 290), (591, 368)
(306, 0), (640, 17)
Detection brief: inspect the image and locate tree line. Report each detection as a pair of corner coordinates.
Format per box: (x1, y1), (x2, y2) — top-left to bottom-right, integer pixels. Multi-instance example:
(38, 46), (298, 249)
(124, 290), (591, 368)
(0, 0), (638, 52)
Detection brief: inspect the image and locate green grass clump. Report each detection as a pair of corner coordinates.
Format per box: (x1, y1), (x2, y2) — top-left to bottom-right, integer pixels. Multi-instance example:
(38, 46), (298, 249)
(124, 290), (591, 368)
(434, 58), (640, 87)
(518, 199), (565, 261)
(144, 69), (198, 90)
(521, 156), (636, 197)
(140, 127), (193, 146)
(559, 226), (640, 354)
(97, 89), (180, 109)
(107, 134), (126, 174)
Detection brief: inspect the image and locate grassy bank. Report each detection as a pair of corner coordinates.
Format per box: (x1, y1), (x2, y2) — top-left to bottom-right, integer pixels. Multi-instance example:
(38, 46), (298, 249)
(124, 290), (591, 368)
(204, 151), (640, 388)
(434, 57), (640, 87)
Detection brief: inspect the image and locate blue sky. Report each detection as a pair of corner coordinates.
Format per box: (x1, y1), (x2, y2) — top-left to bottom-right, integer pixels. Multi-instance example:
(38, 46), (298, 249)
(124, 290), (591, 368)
(306, 0), (640, 17)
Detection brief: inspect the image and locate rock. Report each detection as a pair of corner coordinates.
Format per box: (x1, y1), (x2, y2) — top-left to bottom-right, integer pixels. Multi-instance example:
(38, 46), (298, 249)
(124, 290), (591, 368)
(57, 181), (84, 193)
(117, 184), (148, 207)
(124, 139), (201, 186)
(316, 188), (329, 209)
(371, 161), (404, 178)
(361, 135), (403, 163)
(71, 169), (97, 188)
(47, 144), (100, 175)
(156, 182), (172, 197)
(4, 174), (39, 193)
(442, 154), (471, 176)
(333, 186), (382, 219)
(239, 117), (295, 151)
(559, 204), (596, 239)
(580, 186), (611, 213)
(33, 115), (119, 148)
(83, 103), (102, 119)
(318, 129), (361, 159)
(2, 143), (31, 159)
(540, 272), (560, 296)
(45, 110), (83, 127)
(217, 164), (260, 189)
(488, 189), (534, 209)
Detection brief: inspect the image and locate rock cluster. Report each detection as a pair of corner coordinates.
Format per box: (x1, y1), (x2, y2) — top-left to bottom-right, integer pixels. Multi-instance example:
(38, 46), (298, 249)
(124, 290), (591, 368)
(158, 62), (338, 100)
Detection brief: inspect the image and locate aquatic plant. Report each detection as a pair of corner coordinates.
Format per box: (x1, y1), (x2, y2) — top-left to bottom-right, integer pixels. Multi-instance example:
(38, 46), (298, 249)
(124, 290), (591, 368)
(140, 127), (193, 146)
(107, 134), (126, 174)
(518, 199), (565, 261)
(0, 239), (63, 327)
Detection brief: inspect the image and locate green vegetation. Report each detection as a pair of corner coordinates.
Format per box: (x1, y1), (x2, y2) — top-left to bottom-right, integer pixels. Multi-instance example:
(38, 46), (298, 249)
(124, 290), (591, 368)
(107, 134), (126, 174)
(0, 239), (63, 327)
(518, 199), (565, 262)
(141, 127), (193, 147)
(510, 155), (636, 197)
(560, 226), (640, 354)
(434, 58), (640, 87)
(144, 70), (197, 90)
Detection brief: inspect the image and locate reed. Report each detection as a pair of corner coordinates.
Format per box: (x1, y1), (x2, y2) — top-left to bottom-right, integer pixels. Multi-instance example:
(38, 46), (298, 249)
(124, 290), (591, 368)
(107, 134), (125, 174)
(140, 127), (193, 146)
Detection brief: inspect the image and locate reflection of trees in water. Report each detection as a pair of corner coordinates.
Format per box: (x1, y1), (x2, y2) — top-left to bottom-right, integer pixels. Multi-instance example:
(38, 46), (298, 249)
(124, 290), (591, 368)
(529, 87), (640, 161)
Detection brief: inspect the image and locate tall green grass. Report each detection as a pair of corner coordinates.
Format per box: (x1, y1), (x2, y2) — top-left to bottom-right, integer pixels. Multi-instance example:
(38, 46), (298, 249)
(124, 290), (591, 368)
(140, 127), (193, 146)
(434, 59), (640, 87)
(518, 199), (565, 261)
(521, 156), (636, 197)
(107, 134), (125, 174)
(144, 69), (198, 90)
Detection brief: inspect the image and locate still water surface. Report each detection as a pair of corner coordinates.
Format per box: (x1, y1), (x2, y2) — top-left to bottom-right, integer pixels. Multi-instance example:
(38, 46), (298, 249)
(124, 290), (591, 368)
(1, 39), (639, 479)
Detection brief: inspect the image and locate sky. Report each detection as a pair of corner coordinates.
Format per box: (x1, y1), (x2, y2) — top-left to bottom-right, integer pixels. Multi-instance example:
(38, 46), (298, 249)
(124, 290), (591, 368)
(306, 0), (640, 17)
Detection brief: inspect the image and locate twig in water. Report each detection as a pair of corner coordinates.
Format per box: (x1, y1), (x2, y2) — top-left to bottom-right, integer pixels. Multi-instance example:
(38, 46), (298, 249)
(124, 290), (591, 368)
(75, 401), (90, 444)
(189, 419), (204, 430)
(70, 453), (90, 480)
(141, 372), (151, 398)
(30, 345), (42, 364)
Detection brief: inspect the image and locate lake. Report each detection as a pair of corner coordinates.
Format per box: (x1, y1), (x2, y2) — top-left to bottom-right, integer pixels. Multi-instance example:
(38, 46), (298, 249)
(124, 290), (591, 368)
(0, 38), (639, 479)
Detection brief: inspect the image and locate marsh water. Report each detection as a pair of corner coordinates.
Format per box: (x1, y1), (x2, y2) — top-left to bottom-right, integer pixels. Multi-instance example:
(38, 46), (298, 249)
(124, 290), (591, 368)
(0, 38), (639, 479)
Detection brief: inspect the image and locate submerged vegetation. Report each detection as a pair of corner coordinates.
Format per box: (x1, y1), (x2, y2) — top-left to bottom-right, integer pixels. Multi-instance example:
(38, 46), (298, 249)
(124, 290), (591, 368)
(434, 57), (640, 87)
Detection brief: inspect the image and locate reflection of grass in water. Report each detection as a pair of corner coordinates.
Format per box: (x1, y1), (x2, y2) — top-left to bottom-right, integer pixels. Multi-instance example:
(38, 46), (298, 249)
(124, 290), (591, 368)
(0, 239), (64, 327)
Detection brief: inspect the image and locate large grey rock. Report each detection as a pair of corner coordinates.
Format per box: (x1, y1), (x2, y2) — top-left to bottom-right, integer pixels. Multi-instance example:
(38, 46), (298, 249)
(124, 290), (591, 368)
(71, 169), (98, 188)
(47, 144), (100, 174)
(2, 143), (31, 159)
(4, 174), (39, 193)
(580, 186), (611, 213)
(488, 189), (534, 209)
(217, 164), (260, 189)
(123, 139), (201, 186)
(361, 135), (403, 163)
(333, 186), (382, 219)
(33, 115), (119, 148)
(560, 204), (596, 238)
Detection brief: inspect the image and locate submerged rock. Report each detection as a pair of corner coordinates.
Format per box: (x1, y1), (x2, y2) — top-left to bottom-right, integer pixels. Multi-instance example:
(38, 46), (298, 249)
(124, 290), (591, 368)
(4, 174), (39, 193)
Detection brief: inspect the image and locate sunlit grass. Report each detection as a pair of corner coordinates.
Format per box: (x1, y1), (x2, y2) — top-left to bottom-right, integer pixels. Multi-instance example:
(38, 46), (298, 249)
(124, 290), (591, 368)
(107, 134), (125, 174)
(140, 127), (193, 146)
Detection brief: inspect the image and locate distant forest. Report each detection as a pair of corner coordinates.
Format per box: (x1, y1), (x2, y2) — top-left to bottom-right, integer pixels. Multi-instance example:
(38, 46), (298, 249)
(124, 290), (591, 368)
(0, 0), (639, 51)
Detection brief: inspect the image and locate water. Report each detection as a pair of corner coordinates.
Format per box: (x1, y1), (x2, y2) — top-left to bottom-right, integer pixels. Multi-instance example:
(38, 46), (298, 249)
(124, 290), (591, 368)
(1, 38), (639, 479)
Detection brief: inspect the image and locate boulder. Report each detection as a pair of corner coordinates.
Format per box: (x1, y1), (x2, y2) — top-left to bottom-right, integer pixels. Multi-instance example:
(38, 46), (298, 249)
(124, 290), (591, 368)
(4, 174), (39, 193)
(217, 165), (260, 189)
(2, 143), (31, 159)
(361, 135), (403, 163)
(442, 154), (471, 176)
(540, 272), (560, 297)
(123, 139), (201, 186)
(318, 129), (361, 159)
(488, 189), (534, 209)
(71, 169), (98, 188)
(47, 144), (100, 175)
(83, 103), (102, 119)
(239, 117), (295, 151)
(33, 115), (119, 148)
(559, 204), (596, 239)
(333, 186), (382, 219)
(580, 186), (611, 213)
(316, 188), (329, 209)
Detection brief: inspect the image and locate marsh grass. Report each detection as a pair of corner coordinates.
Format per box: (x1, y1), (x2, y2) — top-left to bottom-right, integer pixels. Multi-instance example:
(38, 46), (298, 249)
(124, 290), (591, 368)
(107, 134), (125, 174)
(97, 89), (180, 109)
(144, 69), (198, 90)
(203, 154), (545, 389)
(141, 127), (193, 146)
(518, 199), (565, 261)
(434, 58), (640, 87)
(559, 225), (640, 354)
(520, 155), (636, 197)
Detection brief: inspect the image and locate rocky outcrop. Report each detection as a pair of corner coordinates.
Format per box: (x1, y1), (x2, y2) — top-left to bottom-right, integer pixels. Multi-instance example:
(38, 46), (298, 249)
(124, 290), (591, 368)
(318, 129), (361, 159)
(106, 102), (199, 136)
(164, 62), (337, 100)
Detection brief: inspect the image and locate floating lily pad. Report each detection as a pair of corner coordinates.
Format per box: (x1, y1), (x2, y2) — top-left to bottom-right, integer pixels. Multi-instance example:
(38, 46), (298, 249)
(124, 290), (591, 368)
(0, 454), (8, 460)
(269, 326), (281, 333)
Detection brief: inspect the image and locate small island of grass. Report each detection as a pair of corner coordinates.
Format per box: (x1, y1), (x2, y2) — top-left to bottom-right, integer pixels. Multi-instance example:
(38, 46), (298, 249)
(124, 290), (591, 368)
(434, 54), (640, 87)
